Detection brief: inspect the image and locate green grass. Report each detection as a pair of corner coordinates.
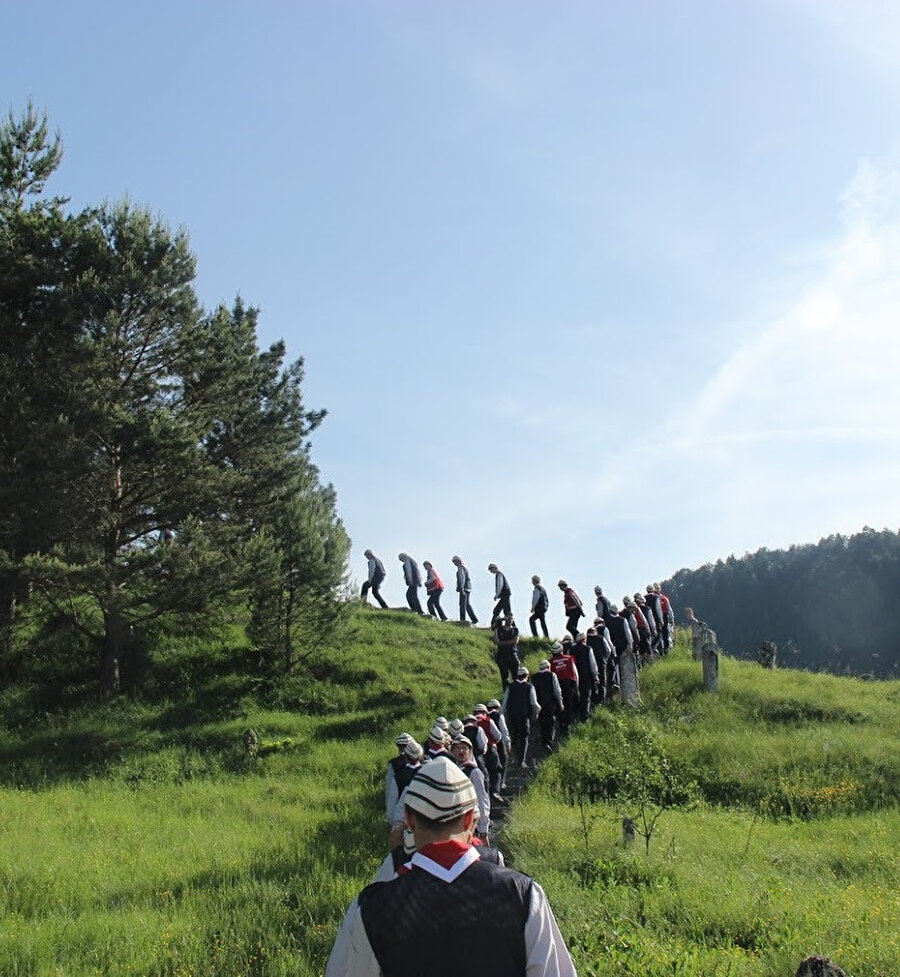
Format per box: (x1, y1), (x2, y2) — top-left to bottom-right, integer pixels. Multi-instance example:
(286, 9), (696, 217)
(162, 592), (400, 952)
(1, 614), (898, 975)
(0, 608), (501, 976)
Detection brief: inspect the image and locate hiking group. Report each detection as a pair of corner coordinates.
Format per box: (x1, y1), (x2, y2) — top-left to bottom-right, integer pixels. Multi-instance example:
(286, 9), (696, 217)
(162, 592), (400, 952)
(327, 554), (683, 976)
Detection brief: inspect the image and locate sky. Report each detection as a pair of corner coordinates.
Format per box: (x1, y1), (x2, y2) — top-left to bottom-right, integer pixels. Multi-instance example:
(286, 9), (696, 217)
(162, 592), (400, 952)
(3, 0), (899, 625)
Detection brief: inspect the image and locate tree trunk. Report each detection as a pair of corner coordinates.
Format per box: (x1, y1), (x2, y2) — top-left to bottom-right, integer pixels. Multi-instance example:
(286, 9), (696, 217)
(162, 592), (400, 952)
(101, 606), (122, 697)
(284, 583), (294, 672)
(101, 451), (124, 697)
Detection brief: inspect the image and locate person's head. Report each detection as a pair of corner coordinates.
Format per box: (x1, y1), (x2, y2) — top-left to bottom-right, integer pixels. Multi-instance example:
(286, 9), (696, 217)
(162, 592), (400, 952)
(557, 579), (567, 590)
(434, 716), (450, 731)
(451, 555), (462, 566)
(539, 659), (551, 672)
(609, 603), (619, 614)
(448, 718), (465, 737)
(395, 731), (412, 754)
(575, 632), (586, 642)
(473, 703), (488, 716)
(450, 736), (474, 765)
(551, 640), (563, 655)
(423, 560), (433, 570)
(587, 627), (596, 636)
(463, 714), (477, 728)
(561, 634), (572, 645)
(653, 582), (661, 592)
(516, 665), (529, 680)
(403, 740), (424, 763)
(531, 574), (541, 585)
(623, 596), (633, 607)
(594, 585), (603, 596)
(403, 756), (478, 844)
(488, 563), (498, 573)
(428, 723), (448, 747)
(634, 593), (645, 604)
(364, 548), (373, 558)
(594, 617), (605, 628)
(398, 552), (407, 561)
(507, 615), (516, 626)
(487, 698), (501, 711)
(646, 584), (654, 594)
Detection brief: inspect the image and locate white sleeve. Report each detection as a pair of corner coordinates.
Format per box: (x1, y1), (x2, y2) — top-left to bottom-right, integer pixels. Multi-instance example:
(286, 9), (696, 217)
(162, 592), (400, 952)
(371, 854), (396, 884)
(476, 728), (488, 753)
(390, 787), (408, 827)
(532, 587), (539, 611)
(384, 766), (398, 824)
(325, 900), (383, 977)
(471, 768), (491, 834)
(524, 883), (578, 977)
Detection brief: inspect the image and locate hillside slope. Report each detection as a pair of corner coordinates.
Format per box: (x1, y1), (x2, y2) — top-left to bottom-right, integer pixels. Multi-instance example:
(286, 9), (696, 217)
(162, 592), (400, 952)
(0, 610), (897, 975)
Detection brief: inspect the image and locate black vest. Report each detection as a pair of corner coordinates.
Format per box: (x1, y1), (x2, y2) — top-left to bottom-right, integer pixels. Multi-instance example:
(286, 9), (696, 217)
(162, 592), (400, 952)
(505, 680), (532, 717)
(394, 762), (421, 794)
(358, 859), (533, 977)
(607, 615), (632, 654)
(530, 670), (556, 710)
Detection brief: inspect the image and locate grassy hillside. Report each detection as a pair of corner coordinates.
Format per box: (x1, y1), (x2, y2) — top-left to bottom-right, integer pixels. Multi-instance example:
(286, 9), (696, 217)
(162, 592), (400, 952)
(0, 609), (508, 976)
(1, 610), (898, 975)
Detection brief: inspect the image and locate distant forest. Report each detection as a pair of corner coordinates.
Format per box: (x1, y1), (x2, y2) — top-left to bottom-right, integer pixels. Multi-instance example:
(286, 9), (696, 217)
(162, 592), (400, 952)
(662, 527), (900, 678)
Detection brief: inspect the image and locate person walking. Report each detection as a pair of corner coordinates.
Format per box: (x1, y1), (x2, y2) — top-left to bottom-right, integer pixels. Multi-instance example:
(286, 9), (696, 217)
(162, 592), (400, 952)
(398, 553), (424, 614)
(423, 561), (447, 620)
(451, 555), (478, 625)
(493, 615), (520, 692)
(361, 549), (388, 609)
(571, 632), (598, 721)
(530, 659), (563, 755)
(594, 585), (613, 624)
(549, 640), (579, 736)
(529, 574), (550, 637)
(325, 756), (577, 977)
(488, 563), (512, 626)
(502, 665), (540, 768)
(486, 698), (511, 791)
(559, 580), (584, 637)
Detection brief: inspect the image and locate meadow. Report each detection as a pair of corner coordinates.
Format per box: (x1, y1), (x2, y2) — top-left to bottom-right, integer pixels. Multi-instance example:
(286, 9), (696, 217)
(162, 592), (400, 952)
(0, 610), (898, 975)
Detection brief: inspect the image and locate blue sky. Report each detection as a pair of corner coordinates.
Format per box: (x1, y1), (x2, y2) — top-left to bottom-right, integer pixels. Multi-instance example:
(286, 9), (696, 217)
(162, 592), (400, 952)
(4, 1), (899, 625)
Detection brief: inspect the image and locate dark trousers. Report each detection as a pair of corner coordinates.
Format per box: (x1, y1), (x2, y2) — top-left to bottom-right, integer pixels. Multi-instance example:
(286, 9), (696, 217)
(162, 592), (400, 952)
(529, 611), (549, 637)
(605, 654), (620, 697)
(565, 610), (582, 637)
(426, 589), (447, 620)
(495, 649), (519, 691)
(484, 748), (501, 795)
(491, 595), (511, 625)
(559, 679), (578, 734)
(535, 708), (556, 752)
(361, 578), (388, 608)
(509, 715), (530, 766)
(578, 679), (593, 721)
(458, 592), (477, 623)
(406, 585), (423, 614)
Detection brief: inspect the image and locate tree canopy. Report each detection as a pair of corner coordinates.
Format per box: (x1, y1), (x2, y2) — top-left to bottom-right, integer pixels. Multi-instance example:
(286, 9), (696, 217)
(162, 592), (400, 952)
(662, 527), (900, 678)
(0, 106), (349, 695)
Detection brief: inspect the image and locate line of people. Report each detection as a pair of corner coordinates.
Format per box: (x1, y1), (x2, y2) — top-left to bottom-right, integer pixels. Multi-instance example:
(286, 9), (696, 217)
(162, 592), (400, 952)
(360, 549), (676, 651)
